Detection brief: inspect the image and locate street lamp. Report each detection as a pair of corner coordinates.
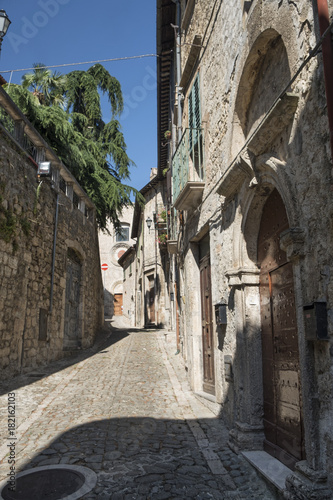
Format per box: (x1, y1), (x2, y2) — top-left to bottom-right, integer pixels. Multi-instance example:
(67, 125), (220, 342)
(0, 10), (11, 52)
(146, 216), (152, 233)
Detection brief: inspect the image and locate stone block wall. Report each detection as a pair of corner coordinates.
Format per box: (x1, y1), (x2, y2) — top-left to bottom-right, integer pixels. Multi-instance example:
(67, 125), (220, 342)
(0, 123), (103, 378)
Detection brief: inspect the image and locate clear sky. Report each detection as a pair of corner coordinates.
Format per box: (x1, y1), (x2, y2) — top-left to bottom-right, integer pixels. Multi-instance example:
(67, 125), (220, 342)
(0, 0), (157, 194)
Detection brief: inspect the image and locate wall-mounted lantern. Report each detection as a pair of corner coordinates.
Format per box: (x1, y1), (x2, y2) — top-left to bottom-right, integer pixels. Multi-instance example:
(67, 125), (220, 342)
(37, 161), (52, 178)
(215, 302), (227, 326)
(146, 216), (152, 234)
(0, 10), (11, 53)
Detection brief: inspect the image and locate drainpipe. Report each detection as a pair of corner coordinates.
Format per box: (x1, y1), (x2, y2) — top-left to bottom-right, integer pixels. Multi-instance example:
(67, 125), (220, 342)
(49, 192), (59, 314)
(171, 0), (183, 143)
(316, 0), (333, 157)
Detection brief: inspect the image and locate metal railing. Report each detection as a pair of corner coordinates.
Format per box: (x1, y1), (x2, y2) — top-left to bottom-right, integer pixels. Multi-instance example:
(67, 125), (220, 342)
(172, 127), (204, 204)
(0, 107), (15, 136)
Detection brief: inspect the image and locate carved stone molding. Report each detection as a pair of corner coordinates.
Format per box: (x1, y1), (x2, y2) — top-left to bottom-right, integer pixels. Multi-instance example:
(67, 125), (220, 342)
(279, 227), (305, 262)
(226, 267), (260, 286)
(247, 93), (299, 156)
(217, 148), (256, 198)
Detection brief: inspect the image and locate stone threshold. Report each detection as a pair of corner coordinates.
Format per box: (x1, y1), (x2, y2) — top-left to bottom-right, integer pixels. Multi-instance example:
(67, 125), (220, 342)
(242, 450), (291, 492)
(195, 391), (217, 403)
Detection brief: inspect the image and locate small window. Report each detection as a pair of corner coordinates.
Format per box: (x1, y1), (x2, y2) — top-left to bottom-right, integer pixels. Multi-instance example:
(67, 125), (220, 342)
(116, 225), (130, 242)
(243, 0), (253, 14)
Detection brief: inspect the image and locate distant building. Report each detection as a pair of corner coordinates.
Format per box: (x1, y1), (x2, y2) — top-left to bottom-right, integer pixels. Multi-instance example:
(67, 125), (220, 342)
(130, 169), (170, 329)
(118, 245), (136, 326)
(98, 206), (135, 318)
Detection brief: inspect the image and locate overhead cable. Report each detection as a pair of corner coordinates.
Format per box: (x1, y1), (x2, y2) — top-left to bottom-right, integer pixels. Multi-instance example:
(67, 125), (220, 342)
(1, 53), (159, 74)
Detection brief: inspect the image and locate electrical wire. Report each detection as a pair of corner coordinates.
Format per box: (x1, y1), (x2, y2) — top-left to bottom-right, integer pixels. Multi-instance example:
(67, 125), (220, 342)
(1, 53), (159, 74)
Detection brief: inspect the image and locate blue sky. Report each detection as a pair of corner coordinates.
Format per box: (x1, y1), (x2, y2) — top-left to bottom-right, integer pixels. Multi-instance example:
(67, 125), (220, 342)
(0, 0), (157, 194)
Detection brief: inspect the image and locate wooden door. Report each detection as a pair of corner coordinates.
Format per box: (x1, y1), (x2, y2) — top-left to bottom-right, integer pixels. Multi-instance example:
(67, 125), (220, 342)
(200, 254), (215, 395)
(258, 189), (305, 468)
(114, 294), (123, 316)
(64, 250), (81, 349)
(148, 275), (155, 323)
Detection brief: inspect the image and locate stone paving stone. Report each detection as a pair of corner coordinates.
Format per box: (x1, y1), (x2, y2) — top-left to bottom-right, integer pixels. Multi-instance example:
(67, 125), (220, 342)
(0, 319), (277, 499)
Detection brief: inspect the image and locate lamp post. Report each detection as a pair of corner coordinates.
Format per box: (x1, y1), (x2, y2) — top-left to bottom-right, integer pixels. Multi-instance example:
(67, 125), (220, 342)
(0, 10), (11, 53)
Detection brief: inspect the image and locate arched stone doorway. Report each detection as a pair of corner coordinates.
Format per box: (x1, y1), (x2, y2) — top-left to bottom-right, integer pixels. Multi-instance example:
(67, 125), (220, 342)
(258, 188), (305, 468)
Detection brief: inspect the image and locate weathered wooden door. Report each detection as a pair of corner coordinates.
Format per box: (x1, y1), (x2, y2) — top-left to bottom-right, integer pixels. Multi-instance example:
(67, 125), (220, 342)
(200, 254), (215, 395)
(258, 189), (305, 468)
(64, 249), (81, 349)
(114, 294), (123, 316)
(148, 275), (155, 323)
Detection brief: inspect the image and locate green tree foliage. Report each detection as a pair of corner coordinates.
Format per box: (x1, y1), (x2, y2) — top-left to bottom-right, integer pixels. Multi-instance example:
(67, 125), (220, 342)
(22, 63), (66, 107)
(5, 63), (141, 229)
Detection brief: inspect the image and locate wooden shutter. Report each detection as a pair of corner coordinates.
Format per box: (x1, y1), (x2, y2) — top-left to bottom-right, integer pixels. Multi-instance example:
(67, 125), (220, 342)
(189, 74), (201, 150)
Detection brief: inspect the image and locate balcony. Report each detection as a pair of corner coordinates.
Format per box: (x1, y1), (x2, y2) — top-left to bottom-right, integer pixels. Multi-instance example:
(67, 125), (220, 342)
(172, 128), (205, 211)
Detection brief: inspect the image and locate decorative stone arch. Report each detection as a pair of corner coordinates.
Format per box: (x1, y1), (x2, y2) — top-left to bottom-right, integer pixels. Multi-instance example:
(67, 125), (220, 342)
(231, 28), (292, 159)
(65, 239), (85, 261)
(240, 155), (302, 269)
(112, 280), (124, 295)
(227, 166), (308, 462)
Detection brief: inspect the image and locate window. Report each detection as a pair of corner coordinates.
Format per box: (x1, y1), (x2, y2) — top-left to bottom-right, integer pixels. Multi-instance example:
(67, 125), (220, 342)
(243, 0), (253, 14)
(116, 224), (130, 242)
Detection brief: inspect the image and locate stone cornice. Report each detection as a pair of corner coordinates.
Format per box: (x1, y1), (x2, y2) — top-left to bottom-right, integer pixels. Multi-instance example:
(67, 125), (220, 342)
(226, 267), (260, 286)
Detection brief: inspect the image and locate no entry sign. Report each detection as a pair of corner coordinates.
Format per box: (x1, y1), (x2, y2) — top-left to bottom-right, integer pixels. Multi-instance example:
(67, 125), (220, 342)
(101, 263), (108, 271)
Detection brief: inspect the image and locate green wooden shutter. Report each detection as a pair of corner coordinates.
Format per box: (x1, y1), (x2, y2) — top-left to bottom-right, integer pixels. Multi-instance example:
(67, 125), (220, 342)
(189, 75), (201, 150)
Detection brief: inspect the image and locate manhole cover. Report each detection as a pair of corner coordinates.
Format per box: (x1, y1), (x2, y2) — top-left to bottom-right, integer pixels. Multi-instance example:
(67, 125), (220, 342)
(0, 465), (97, 500)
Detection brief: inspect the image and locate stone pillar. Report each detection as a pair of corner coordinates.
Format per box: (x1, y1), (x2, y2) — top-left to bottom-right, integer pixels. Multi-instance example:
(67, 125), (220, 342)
(226, 267), (265, 452)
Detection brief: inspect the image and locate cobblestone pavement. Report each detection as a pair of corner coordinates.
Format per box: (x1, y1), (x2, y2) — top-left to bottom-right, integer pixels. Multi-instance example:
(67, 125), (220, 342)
(0, 319), (278, 499)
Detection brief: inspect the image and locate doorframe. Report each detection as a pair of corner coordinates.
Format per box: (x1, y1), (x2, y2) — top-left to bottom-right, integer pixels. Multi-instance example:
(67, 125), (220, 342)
(199, 252), (215, 396)
(227, 170), (321, 473)
(258, 189), (305, 468)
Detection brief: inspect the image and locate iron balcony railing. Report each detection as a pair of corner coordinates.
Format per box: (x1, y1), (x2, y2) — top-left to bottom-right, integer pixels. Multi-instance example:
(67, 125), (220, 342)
(172, 127), (204, 205)
(0, 106), (39, 163)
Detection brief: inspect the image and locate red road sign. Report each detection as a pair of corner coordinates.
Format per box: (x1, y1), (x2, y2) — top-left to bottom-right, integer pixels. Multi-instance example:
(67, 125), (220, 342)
(101, 263), (108, 271)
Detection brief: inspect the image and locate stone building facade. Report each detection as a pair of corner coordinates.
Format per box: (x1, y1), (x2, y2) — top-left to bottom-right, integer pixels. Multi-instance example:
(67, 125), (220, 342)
(157, 0), (333, 497)
(0, 86), (104, 378)
(98, 206), (135, 318)
(130, 169), (171, 329)
(118, 245), (136, 326)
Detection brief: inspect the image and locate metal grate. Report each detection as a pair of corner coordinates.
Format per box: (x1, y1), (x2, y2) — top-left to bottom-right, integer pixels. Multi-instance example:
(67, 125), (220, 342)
(1, 468), (85, 500)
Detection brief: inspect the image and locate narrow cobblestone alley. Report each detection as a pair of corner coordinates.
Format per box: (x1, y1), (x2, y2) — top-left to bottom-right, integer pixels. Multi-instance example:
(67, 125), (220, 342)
(0, 321), (277, 499)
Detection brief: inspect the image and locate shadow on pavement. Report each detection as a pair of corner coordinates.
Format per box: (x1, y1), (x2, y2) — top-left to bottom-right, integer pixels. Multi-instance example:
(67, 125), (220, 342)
(0, 323), (130, 398)
(2, 417), (275, 499)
